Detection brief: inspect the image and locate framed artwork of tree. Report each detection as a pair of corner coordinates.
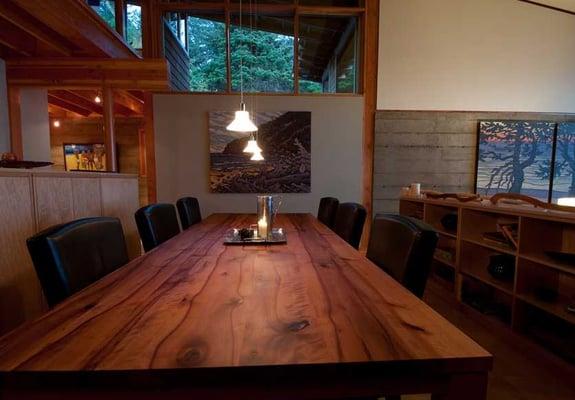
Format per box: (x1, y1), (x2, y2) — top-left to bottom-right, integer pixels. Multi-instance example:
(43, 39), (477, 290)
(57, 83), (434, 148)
(552, 122), (575, 202)
(475, 121), (556, 201)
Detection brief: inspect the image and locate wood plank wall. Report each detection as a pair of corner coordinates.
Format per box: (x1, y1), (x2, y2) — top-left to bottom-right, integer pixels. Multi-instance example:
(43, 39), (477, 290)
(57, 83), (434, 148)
(49, 118), (147, 205)
(163, 21), (190, 91)
(374, 110), (575, 214)
(0, 171), (140, 334)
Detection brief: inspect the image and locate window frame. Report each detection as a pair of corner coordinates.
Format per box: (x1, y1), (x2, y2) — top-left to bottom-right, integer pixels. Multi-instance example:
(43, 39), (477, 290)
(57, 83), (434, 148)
(157, 0), (365, 96)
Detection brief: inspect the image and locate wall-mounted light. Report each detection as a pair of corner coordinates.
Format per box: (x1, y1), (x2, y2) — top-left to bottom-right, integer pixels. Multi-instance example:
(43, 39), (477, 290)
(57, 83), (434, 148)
(53, 120), (61, 128)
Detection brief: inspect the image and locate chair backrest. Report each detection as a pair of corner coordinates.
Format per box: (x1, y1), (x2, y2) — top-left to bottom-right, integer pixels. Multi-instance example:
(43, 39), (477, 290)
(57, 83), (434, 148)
(367, 214), (438, 298)
(135, 203), (181, 252)
(176, 197), (202, 230)
(26, 217), (129, 307)
(332, 202), (367, 249)
(317, 197), (339, 229)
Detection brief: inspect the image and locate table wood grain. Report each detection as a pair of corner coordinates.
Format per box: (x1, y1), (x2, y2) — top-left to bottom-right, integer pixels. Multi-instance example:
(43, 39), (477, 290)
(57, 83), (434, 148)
(0, 214), (492, 399)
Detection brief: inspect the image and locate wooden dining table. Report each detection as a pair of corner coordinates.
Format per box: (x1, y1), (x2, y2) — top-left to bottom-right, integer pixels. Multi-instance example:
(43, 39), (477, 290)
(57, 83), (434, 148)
(0, 213), (492, 399)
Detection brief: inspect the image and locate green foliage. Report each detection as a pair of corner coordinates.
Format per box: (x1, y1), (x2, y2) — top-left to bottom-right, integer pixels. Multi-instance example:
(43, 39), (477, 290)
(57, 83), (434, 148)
(126, 4), (142, 50)
(299, 80), (322, 93)
(91, 0), (115, 29)
(230, 27), (294, 93)
(187, 17), (227, 92)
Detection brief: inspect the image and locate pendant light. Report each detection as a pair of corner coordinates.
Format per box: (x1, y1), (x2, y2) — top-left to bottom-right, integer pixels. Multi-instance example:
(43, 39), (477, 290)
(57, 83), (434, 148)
(243, 134), (262, 153)
(227, 0), (258, 134)
(250, 149), (264, 161)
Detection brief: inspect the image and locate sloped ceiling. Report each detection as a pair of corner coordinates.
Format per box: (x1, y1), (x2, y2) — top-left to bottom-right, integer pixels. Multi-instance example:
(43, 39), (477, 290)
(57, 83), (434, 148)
(525, 0), (575, 13)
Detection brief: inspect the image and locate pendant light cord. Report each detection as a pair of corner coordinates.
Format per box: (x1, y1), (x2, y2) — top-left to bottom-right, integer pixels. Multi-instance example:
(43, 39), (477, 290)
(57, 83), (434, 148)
(239, 0), (244, 105)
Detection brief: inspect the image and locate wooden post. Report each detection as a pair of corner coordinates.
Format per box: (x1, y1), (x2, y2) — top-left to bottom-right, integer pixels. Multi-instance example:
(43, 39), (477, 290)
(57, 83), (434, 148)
(143, 91), (156, 203)
(360, 0), (379, 251)
(115, 0), (126, 38)
(7, 86), (23, 159)
(103, 86), (118, 172)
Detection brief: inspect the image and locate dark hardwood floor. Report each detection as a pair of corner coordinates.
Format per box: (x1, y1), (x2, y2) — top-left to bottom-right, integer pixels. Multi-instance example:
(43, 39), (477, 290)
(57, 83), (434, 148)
(419, 278), (575, 400)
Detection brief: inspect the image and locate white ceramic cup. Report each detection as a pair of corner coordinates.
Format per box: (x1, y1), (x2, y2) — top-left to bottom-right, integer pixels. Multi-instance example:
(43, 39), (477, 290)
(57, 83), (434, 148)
(410, 183), (421, 196)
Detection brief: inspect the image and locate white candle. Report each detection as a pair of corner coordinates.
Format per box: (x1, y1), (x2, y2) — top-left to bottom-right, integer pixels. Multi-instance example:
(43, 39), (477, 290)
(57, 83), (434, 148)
(258, 217), (268, 238)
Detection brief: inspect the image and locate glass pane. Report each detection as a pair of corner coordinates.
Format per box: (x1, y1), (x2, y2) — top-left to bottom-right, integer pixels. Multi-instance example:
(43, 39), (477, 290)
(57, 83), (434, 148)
(89, 0), (116, 29)
(187, 15), (227, 92)
(126, 3), (142, 50)
(230, 14), (294, 93)
(298, 16), (359, 94)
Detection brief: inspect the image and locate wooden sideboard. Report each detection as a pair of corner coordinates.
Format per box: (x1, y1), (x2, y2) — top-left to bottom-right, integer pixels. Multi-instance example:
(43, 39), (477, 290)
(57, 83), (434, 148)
(400, 196), (575, 361)
(0, 169), (140, 334)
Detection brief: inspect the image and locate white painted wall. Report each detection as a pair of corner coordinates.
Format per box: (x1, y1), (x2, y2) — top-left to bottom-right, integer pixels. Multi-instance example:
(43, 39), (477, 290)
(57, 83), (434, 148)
(0, 59), (10, 153)
(20, 89), (51, 161)
(378, 0), (575, 112)
(154, 94), (364, 215)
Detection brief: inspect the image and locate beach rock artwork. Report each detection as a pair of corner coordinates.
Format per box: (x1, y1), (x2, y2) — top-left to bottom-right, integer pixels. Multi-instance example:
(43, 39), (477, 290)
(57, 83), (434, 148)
(476, 120), (555, 201)
(209, 111), (311, 193)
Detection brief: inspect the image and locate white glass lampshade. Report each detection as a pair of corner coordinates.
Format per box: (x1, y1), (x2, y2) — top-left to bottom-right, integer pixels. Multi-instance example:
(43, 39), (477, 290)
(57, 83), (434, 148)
(243, 138), (262, 153)
(226, 103), (258, 133)
(558, 197), (575, 207)
(250, 150), (264, 161)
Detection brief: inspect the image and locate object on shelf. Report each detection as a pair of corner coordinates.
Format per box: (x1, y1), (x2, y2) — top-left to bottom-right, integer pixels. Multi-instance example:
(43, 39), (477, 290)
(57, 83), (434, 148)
(533, 287), (559, 303)
(435, 248), (455, 264)
(424, 191), (481, 203)
(0, 159), (53, 169)
(544, 250), (575, 266)
(487, 254), (515, 282)
(440, 213), (458, 232)
(482, 231), (512, 247)
(461, 280), (511, 323)
(410, 182), (421, 196)
(238, 228), (254, 240)
(567, 302), (575, 314)
(499, 223), (519, 249)
(490, 193), (575, 213)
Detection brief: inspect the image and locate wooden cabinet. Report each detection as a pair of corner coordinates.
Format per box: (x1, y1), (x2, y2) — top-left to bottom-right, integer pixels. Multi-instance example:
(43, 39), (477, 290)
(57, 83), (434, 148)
(0, 170), (140, 334)
(400, 196), (575, 361)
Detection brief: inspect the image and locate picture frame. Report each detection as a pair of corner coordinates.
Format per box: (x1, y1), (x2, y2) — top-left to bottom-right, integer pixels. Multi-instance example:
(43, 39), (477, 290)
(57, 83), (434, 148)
(63, 143), (107, 172)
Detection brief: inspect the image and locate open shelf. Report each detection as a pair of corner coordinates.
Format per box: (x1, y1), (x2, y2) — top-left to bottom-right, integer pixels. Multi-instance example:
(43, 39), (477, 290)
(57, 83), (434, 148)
(423, 204), (459, 238)
(399, 199), (424, 220)
(399, 196), (575, 363)
(460, 240), (515, 295)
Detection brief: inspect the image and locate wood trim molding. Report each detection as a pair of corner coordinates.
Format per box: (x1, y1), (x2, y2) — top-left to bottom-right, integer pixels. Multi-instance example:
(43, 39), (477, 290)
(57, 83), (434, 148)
(143, 92), (157, 203)
(360, 0), (379, 250)
(103, 87), (118, 172)
(7, 86), (23, 159)
(517, 0), (575, 15)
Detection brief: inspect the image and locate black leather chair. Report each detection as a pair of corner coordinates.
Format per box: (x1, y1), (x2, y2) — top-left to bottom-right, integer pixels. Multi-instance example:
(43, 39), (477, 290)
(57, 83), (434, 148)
(135, 203), (181, 252)
(317, 197), (339, 229)
(26, 217), (129, 307)
(176, 197), (202, 230)
(367, 214), (438, 298)
(332, 202), (367, 249)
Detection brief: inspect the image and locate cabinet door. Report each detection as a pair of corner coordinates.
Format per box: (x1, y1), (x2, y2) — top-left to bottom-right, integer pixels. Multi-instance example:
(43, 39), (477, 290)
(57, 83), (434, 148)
(33, 176), (74, 231)
(0, 175), (44, 334)
(72, 178), (102, 219)
(101, 178), (140, 259)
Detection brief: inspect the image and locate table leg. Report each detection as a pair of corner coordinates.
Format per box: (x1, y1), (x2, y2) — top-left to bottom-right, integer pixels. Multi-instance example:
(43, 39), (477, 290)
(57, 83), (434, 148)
(432, 372), (488, 400)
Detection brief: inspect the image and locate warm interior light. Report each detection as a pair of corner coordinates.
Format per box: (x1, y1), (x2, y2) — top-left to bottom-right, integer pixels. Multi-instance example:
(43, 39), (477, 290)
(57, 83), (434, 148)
(53, 120), (61, 128)
(94, 95), (102, 103)
(250, 150), (264, 161)
(227, 103), (258, 133)
(558, 197), (575, 207)
(243, 137), (262, 153)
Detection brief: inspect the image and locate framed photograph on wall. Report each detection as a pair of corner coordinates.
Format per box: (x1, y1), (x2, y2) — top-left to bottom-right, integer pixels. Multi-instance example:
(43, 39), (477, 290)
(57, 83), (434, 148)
(551, 122), (575, 203)
(63, 143), (107, 172)
(475, 121), (556, 201)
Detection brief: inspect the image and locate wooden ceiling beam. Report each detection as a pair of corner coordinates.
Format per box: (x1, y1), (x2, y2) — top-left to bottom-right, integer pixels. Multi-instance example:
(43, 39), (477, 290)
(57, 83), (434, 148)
(6, 58), (170, 90)
(0, 1), (72, 56)
(47, 95), (93, 117)
(0, 18), (36, 57)
(49, 90), (103, 115)
(8, 0), (137, 58)
(73, 89), (139, 117)
(114, 90), (144, 115)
